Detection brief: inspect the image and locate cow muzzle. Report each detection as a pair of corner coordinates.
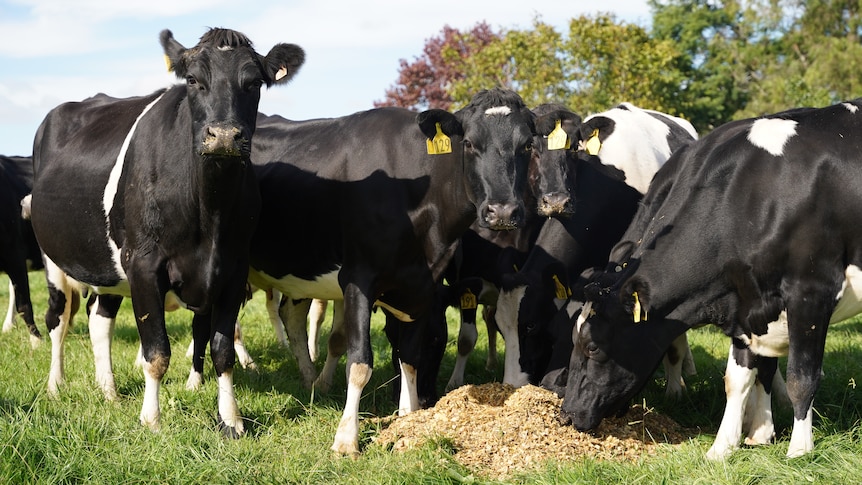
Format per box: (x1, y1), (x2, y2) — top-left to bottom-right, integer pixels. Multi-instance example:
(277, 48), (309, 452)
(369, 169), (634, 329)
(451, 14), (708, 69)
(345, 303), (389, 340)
(200, 125), (246, 157)
(483, 202), (523, 230)
(538, 192), (573, 217)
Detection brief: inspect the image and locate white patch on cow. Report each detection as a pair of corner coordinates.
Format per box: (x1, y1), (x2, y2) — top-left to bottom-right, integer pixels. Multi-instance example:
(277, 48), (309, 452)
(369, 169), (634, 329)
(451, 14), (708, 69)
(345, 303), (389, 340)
(88, 297), (117, 401)
(740, 311), (789, 358)
(249, 267), (343, 300)
(842, 102), (859, 114)
(706, 345), (757, 460)
(582, 104), (682, 194)
(575, 300), (592, 335)
(217, 370), (244, 435)
(831, 264), (862, 323)
(787, 406), (814, 457)
(446, 320), (478, 391)
(747, 118), (798, 156)
(398, 362), (419, 415)
(217, 45), (234, 51)
(139, 360), (162, 431)
(495, 285), (530, 387)
(2, 281), (14, 333)
(331, 362), (371, 455)
(484, 106), (511, 116)
(103, 92), (167, 280)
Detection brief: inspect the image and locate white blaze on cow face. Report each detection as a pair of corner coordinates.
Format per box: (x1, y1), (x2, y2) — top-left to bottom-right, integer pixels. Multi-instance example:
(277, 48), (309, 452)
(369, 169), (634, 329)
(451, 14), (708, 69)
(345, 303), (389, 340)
(103, 92), (167, 280)
(747, 118), (798, 156)
(484, 106), (512, 116)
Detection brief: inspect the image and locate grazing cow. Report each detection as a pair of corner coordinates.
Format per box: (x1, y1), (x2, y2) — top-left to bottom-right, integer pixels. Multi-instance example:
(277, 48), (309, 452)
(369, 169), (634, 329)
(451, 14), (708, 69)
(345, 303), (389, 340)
(560, 100), (862, 458)
(245, 88), (535, 455)
(0, 155), (42, 346)
(29, 28), (304, 437)
(495, 103), (698, 388)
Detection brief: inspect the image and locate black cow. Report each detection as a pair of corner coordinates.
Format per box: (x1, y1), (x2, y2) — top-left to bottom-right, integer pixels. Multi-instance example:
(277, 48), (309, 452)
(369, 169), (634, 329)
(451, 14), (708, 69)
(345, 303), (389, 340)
(0, 155), (42, 345)
(245, 88), (535, 455)
(561, 100), (862, 458)
(30, 28), (304, 437)
(494, 103), (699, 388)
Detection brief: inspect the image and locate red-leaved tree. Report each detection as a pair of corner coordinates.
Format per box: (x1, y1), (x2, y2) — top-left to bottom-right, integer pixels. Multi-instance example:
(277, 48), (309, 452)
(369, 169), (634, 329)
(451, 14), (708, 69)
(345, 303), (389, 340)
(375, 22), (500, 111)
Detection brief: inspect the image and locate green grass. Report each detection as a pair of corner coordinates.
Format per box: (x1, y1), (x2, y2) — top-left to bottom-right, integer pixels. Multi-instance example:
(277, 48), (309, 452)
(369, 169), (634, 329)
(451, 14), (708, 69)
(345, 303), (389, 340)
(1, 272), (861, 484)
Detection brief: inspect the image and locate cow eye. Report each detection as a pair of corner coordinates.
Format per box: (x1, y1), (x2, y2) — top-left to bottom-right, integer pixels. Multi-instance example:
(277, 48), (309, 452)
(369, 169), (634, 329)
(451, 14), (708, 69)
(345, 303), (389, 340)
(524, 141), (533, 153)
(463, 140), (474, 151)
(186, 76), (202, 90)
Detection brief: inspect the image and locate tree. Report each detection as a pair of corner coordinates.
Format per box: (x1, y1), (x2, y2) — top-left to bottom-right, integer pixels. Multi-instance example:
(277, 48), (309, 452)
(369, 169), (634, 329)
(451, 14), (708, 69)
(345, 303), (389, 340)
(374, 23), (500, 111)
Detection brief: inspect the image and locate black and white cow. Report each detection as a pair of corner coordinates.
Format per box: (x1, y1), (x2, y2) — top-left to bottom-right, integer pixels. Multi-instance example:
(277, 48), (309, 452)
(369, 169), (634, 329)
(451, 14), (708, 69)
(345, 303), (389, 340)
(245, 88), (535, 455)
(441, 103), (580, 391)
(29, 28), (304, 437)
(561, 100), (862, 458)
(494, 103), (699, 388)
(0, 155), (42, 346)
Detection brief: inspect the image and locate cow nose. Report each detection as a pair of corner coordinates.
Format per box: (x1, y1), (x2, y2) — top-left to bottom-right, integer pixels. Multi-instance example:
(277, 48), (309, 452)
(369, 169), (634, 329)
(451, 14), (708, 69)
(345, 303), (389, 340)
(201, 125), (243, 156)
(539, 192), (572, 217)
(484, 203), (522, 230)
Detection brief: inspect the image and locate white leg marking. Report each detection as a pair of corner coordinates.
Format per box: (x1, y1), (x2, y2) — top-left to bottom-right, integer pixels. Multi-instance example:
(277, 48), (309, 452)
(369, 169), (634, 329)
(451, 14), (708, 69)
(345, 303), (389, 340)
(743, 378), (775, 446)
(787, 407), (814, 458)
(2, 281), (14, 332)
(282, 298), (316, 387)
(663, 334), (688, 399)
(307, 298), (327, 361)
(313, 301), (344, 393)
(265, 289), (289, 348)
(45, 258), (72, 398)
(332, 362), (371, 456)
(217, 369), (244, 435)
(496, 286), (529, 387)
(88, 298), (117, 401)
(446, 319), (478, 391)
(233, 320), (256, 370)
(185, 369), (203, 391)
(398, 362), (420, 416)
(706, 345), (756, 460)
(139, 360), (162, 431)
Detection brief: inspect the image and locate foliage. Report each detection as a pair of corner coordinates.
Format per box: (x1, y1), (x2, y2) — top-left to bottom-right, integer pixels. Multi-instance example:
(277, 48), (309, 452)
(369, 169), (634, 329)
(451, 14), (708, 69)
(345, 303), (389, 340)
(381, 1), (862, 133)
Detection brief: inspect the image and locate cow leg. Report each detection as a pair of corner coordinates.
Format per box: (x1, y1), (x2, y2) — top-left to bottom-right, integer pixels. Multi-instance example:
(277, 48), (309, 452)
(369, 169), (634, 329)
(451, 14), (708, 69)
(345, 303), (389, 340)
(265, 289), (288, 348)
(280, 298), (317, 387)
(314, 300), (345, 393)
(662, 332), (692, 399)
(494, 286), (530, 387)
(207, 300), (245, 438)
(186, 311), (209, 390)
(743, 356), (778, 446)
(483, 305), (499, 371)
(2, 280), (13, 332)
(446, 308), (477, 391)
(232, 319), (256, 370)
(3, 255), (42, 346)
(706, 342), (757, 460)
(331, 281), (374, 456)
(89, 294), (121, 400)
(784, 299), (831, 458)
(307, 298), (328, 362)
(44, 258), (78, 397)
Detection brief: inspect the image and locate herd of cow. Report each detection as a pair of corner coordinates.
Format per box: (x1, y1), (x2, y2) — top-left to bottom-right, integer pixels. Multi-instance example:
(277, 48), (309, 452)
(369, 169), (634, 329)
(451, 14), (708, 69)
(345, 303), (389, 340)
(2, 26), (860, 460)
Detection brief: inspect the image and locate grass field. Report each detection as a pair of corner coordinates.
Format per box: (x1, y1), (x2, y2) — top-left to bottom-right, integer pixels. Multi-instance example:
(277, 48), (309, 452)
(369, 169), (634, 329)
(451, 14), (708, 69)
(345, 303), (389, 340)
(1, 272), (861, 484)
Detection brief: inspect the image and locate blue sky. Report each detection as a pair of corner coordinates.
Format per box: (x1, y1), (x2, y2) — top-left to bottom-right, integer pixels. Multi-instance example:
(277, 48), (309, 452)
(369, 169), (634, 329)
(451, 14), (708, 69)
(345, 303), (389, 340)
(0, 0), (651, 156)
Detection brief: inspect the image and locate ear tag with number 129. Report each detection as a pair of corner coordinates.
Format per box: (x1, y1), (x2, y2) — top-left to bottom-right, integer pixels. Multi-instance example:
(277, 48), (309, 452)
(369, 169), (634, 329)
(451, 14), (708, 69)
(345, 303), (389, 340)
(547, 119), (570, 150)
(426, 122), (452, 155)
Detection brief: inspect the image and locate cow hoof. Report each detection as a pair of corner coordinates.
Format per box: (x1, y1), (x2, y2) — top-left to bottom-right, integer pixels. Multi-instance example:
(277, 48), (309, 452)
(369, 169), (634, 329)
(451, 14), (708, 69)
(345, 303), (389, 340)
(217, 414), (244, 439)
(29, 334), (43, 349)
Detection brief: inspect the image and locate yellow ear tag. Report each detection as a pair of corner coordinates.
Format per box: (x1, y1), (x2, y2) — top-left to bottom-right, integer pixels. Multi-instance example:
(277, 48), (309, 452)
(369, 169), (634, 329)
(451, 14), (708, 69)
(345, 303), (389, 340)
(552, 274), (571, 300)
(460, 289), (478, 310)
(547, 119), (570, 150)
(163, 54), (173, 73)
(632, 291), (642, 323)
(585, 129), (601, 155)
(426, 122), (452, 155)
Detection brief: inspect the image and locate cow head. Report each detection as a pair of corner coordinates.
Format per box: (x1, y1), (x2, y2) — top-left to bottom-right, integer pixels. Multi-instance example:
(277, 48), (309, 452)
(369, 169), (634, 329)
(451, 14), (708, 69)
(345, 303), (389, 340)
(531, 104), (581, 217)
(161, 28), (305, 161)
(558, 268), (687, 430)
(417, 88), (535, 231)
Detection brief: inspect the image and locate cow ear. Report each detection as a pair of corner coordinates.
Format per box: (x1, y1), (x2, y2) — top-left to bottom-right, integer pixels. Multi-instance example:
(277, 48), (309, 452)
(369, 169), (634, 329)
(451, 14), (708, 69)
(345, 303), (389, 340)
(577, 117), (612, 155)
(621, 277), (650, 323)
(417, 109), (463, 139)
(160, 29), (187, 77)
(261, 43), (305, 86)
